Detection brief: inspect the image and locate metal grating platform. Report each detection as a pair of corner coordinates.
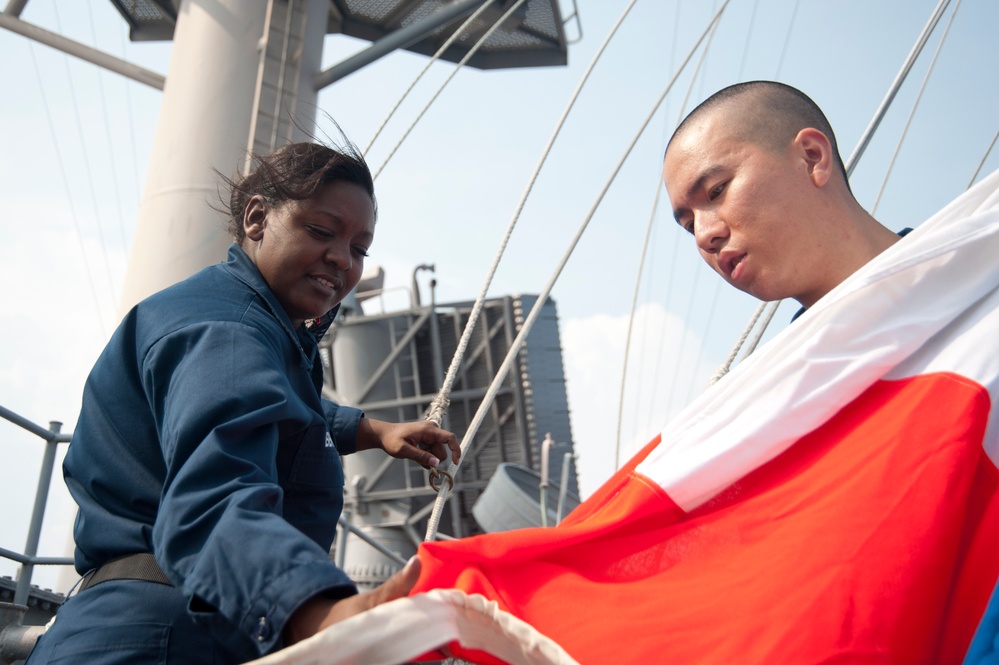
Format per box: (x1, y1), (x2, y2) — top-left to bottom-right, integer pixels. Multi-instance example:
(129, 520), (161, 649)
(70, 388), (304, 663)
(330, 0), (567, 69)
(109, 0), (568, 69)
(108, 0), (178, 42)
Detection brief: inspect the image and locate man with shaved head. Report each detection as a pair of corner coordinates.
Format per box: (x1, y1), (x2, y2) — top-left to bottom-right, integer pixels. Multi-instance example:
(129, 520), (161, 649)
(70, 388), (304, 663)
(663, 80), (903, 311)
(325, 81), (998, 664)
(661, 81), (999, 662)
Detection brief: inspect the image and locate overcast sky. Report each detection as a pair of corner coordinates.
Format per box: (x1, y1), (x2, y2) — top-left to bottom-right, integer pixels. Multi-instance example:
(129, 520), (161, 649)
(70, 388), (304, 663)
(2, 0), (998, 591)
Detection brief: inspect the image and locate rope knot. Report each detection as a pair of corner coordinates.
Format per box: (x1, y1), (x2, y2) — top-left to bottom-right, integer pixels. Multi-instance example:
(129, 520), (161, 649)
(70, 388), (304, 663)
(425, 394), (451, 427)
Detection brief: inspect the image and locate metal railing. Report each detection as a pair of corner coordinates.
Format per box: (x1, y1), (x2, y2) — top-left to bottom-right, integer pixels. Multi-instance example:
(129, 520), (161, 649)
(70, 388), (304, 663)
(1, 398), (443, 585)
(0, 405), (74, 607)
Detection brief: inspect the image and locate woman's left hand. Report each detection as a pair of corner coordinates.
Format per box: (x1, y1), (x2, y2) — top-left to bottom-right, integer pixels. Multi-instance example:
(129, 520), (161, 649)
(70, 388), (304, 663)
(356, 417), (460, 469)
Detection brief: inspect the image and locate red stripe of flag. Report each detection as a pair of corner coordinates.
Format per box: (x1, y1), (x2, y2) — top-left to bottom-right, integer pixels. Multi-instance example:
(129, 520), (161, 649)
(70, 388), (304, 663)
(415, 373), (999, 663)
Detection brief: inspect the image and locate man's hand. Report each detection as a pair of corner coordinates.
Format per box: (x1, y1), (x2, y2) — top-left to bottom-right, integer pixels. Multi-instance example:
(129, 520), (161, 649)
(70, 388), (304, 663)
(284, 555), (422, 645)
(357, 417), (460, 469)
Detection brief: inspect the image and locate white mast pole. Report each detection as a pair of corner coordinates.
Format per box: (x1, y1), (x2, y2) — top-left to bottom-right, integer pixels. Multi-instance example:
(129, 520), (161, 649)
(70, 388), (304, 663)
(57, 0), (327, 594)
(117, 0), (324, 316)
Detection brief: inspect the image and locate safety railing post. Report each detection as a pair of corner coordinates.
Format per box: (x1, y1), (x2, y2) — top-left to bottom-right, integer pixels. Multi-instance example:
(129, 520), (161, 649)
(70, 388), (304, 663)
(14, 421), (62, 606)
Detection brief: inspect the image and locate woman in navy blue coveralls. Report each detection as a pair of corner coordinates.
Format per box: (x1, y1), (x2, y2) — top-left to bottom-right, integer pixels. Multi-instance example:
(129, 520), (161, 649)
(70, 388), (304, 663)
(26, 142), (459, 664)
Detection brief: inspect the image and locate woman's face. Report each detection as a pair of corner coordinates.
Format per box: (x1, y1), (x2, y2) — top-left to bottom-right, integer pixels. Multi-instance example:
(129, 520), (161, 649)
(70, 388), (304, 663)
(242, 180), (375, 327)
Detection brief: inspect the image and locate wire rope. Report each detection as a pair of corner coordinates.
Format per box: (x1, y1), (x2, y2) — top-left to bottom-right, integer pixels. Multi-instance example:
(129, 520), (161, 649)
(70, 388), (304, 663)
(638, 1), (720, 444)
(737, 0), (760, 80)
(685, 277), (722, 403)
(119, 19), (142, 238)
(623, 0), (733, 467)
(656, 12), (722, 435)
(871, 0), (961, 216)
(708, 300), (766, 386)
(737, 299), (779, 361)
(664, 264), (700, 410)
(695, 0), (719, 101)
(664, 0), (682, 124)
(372, 0), (527, 181)
(636, 0), (682, 431)
(968, 128), (999, 190)
(643, 219), (677, 435)
(631, 216), (656, 436)
(421, 0), (640, 441)
(425, 0), (733, 541)
(87, 1), (129, 256)
(28, 40), (108, 339)
(52, 3), (119, 309)
(846, 0), (953, 178)
(774, 0), (801, 79)
(614, 183), (662, 469)
(364, 0), (499, 156)
(660, 0), (768, 400)
(705, 0), (813, 375)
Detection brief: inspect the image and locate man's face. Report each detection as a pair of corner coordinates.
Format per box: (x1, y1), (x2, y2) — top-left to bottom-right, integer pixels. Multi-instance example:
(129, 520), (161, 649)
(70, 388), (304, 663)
(663, 110), (832, 306)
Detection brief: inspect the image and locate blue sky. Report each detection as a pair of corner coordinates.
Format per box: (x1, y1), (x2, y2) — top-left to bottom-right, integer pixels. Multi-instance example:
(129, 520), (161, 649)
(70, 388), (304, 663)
(2, 0), (998, 591)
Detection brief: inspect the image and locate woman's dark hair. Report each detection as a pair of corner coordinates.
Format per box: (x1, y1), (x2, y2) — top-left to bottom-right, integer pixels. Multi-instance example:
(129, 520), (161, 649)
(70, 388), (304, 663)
(219, 141), (376, 242)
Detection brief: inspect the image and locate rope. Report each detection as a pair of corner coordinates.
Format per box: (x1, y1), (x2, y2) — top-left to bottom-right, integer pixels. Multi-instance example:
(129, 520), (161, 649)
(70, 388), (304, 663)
(685, 279), (722, 404)
(664, 266), (699, 417)
(372, 0), (527, 181)
(422, 0), (640, 497)
(773, 0), (801, 80)
(424, 0), (733, 541)
(638, 0), (695, 419)
(737, 299), (780, 362)
(119, 21), (142, 238)
(614, 183), (662, 470)
(736, 0), (761, 80)
(87, 1), (129, 256)
(871, 0), (961, 216)
(27, 40), (108, 339)
(968, 127), (999, 190)
(54, 3), (120, 311)
(708, 300), (766, 386)
(643, 217), (679, 435)
(364, 0), (499, 156)
(845, 0), (953, 178)
(659, 14), (722, 432)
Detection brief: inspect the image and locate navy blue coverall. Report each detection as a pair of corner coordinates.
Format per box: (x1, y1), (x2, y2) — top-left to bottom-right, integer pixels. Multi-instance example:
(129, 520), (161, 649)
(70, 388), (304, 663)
(27, 244), (362, 664)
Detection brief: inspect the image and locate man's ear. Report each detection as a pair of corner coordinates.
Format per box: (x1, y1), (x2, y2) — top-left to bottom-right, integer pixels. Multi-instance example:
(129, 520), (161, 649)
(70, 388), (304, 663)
(794, 127), (834, 188)
(243, 195), (267, 242)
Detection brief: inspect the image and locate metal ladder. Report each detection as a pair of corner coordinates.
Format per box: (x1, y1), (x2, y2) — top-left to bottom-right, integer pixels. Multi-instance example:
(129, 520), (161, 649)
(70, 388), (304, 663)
(244, 0), (308, 170)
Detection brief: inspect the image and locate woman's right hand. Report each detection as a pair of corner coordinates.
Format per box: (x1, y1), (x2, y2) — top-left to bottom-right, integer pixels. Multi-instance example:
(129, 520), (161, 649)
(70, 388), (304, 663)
(283, 555), (422, 645)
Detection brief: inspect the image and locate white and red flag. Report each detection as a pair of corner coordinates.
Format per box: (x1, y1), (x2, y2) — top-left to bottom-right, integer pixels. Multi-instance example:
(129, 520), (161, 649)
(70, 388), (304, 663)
(252, 170), (999, 665)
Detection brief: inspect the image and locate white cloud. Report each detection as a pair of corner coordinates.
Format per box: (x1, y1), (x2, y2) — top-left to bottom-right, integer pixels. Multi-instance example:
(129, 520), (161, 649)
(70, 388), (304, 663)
(0, 225), (126, 592)
(561, 302), (715, 498)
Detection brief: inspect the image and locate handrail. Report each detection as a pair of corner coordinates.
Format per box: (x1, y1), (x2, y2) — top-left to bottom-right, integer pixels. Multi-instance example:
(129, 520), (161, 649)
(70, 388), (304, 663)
(0, 547), (72, 567)
(336, 516), (407, 566)
(0, 405), (71, 444)
(0, 405), (74, 606)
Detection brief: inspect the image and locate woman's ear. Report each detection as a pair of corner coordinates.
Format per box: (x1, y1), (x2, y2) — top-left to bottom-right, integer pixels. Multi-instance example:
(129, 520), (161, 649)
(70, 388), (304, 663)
(794, 127), (834, 188)
(243, 195), (267, 242)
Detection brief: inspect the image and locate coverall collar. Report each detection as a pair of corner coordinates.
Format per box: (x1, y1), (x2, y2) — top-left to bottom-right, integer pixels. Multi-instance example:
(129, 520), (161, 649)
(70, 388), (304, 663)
(222, 243), (340, 368)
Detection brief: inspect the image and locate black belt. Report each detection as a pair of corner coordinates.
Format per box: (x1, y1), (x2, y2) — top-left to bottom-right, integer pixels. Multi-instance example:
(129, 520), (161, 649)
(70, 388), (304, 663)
(78, 553), (173, 592)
